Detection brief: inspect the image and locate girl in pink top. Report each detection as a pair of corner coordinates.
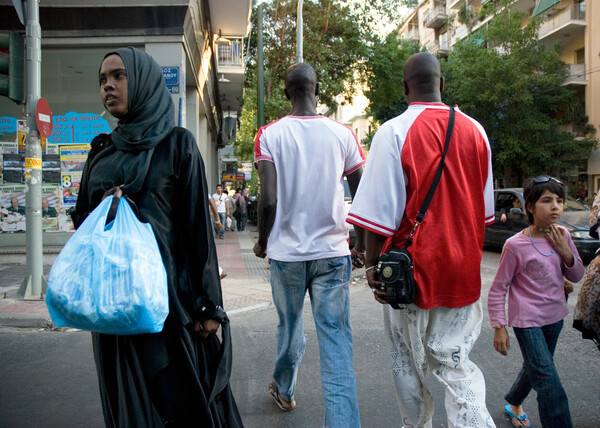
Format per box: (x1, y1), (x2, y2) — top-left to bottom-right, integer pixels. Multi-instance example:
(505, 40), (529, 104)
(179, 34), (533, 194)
(488, 176), (584, 428)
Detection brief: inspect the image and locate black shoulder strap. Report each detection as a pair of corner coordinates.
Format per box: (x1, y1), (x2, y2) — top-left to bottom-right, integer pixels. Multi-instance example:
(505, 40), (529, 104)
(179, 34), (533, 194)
(405, 107), (455, 247)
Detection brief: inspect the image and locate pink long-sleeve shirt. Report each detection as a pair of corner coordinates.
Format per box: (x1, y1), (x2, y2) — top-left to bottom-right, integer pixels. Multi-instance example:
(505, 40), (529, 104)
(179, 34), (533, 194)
(488, 228), (584, 328)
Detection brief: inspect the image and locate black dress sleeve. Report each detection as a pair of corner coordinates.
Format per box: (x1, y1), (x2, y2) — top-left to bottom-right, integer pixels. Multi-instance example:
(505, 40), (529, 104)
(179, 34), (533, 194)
(178, 132), (224, 322)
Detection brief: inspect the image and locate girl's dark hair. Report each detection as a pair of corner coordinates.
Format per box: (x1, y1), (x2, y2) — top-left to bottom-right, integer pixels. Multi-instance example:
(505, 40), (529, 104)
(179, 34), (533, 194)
(523, 177), (565, 224)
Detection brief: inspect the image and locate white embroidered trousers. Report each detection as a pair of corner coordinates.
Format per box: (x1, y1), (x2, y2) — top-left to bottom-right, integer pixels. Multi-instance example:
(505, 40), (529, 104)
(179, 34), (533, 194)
(383, 299), (495, 428)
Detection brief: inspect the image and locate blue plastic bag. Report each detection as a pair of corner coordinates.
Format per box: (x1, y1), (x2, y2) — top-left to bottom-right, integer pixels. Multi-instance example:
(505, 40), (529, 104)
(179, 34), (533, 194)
(46, 196), (169, 334)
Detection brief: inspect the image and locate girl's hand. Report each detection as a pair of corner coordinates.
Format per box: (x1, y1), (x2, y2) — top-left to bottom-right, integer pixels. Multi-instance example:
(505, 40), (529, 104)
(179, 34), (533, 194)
(493, 327), (510, 356)
(548, 225), (574, 267)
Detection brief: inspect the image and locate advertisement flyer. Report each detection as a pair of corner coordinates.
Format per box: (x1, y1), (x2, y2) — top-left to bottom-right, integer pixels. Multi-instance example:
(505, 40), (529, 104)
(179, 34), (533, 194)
(60, 144), (89, 207)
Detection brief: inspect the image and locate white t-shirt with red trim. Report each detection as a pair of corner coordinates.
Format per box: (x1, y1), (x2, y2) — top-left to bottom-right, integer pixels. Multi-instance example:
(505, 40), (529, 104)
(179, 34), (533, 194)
(255, 115), (365, 262)
(348, 103), (494, 309)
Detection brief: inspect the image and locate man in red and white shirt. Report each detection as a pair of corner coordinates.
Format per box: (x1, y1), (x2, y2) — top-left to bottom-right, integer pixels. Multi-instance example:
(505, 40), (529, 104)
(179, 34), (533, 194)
(348, 53), (495, 428)
(254, 62), (365, 427)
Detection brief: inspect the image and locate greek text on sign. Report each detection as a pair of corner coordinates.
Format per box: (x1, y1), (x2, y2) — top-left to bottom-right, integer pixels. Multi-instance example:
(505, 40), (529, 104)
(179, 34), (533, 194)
(25, 158), (42, 169)
(161, 67), (180, 95)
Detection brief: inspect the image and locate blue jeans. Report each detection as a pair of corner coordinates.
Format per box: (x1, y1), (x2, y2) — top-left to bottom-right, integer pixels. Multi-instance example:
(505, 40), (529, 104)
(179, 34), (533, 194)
(505, 320), (573, 428)
(214, 212), (226, 237)
(270, 256), (360, 428)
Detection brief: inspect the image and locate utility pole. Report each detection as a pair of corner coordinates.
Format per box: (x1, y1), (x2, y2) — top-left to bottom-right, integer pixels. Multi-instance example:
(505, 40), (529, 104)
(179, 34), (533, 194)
(18, 0), (45, 299)
(257, 3), (265, 129)
(296, 0), (303, 63)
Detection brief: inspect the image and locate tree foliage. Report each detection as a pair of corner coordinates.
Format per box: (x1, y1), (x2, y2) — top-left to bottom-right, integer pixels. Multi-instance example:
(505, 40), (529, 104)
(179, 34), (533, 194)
(363, 32), (420, 126)
(442, 6), (595, 185)
(362, 3), (596, 186)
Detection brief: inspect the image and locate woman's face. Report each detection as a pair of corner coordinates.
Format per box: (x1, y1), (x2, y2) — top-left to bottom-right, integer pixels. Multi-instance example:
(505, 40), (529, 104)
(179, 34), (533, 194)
(99, 54), (128, 118)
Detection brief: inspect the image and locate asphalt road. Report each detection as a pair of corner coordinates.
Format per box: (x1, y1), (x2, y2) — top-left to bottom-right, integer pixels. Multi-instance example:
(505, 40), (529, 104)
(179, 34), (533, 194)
(1, 250), (599, 428)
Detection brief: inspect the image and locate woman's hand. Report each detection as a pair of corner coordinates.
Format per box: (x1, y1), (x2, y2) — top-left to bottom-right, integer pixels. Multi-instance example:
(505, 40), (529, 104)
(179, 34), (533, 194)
(193, 319), (221, 339)
(102, 186), (123, 201)
(493, 326), (510, 356)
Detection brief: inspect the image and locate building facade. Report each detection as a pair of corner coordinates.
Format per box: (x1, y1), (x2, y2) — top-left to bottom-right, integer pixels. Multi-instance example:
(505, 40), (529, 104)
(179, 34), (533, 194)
(0, 0), (251, 239)
(398, 0), (599, 194)
(0, 0), (251, 191)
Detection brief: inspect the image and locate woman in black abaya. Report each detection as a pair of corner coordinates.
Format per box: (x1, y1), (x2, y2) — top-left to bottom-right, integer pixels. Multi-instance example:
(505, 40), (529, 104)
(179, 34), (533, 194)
(72, 47), (243, 427)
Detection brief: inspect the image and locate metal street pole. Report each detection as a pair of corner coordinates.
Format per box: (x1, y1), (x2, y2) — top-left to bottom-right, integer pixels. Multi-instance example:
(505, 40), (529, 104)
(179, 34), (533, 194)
(257, 3), (265, 129)
(296, 0), (303, 63)
(18, 0), (45, 299)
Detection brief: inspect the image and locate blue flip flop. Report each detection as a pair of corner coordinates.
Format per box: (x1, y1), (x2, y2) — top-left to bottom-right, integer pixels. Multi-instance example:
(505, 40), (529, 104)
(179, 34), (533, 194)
(505, 404), (532, 427)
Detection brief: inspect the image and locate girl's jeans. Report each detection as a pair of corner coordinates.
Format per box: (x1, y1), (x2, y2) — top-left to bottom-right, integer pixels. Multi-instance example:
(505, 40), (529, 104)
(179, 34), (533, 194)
(506, 320), (573, 428)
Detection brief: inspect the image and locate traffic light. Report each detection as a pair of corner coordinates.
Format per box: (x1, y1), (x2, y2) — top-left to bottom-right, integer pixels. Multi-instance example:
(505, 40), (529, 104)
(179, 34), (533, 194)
(0, 31), (25, 103)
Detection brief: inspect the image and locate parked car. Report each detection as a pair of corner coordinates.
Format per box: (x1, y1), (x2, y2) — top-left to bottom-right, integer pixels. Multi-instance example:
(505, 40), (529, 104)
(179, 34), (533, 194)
(484, 188), (599, 263)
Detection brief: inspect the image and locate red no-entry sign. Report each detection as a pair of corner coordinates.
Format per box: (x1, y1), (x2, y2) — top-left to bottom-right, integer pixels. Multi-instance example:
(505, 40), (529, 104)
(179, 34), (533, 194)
(35, 98), (53, 138)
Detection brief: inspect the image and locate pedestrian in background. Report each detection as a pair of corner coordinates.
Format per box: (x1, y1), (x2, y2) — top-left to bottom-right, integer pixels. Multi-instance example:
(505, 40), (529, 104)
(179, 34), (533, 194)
(234, 188), (248, 231)
(348, 52), (496, 427)
(254, 62), (365, 427)
(72, 46), (242, 427)
(489, 176), (583, 428)
(212, 184), (229, 238)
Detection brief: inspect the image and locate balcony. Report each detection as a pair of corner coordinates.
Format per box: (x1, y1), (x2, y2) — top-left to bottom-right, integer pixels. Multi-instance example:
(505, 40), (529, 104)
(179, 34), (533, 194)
(429, 34), (451, 57)
(403, 27), (420, 42)
(538, 4), (586, 49)
(424, 4), (447, 28)
(215, 37), (244, 70)
(563, 64), (586, 86)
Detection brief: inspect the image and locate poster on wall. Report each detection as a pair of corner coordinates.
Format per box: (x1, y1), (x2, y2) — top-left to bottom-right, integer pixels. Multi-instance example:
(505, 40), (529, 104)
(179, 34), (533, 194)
(0, 117), (18, 154)
(17, 120), (26, 154)
(3, 153), (24, 183)
(0, 185), (65, 233)
(42, 153), (61, 184)
(60, 144), (89, 207)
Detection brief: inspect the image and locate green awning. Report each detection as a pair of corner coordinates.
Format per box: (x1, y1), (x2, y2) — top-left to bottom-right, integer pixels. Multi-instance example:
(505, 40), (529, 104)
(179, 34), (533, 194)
(532, 0), (560, 17)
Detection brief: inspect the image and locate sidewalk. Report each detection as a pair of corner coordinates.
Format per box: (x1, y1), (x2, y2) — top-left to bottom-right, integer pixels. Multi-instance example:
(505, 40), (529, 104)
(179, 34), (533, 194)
(0, 225), (273, 329)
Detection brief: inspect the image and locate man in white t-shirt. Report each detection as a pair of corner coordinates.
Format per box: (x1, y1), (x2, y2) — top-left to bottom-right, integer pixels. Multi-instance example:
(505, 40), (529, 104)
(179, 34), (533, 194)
(211, 184), (229, 239)
(254, 62), (365, 427)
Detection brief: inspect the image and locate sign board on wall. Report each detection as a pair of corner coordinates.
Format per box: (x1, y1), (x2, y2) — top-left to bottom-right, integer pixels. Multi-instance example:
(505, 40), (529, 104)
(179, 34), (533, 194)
(47, 112), (110, 145)
(161, 67), (180, 94)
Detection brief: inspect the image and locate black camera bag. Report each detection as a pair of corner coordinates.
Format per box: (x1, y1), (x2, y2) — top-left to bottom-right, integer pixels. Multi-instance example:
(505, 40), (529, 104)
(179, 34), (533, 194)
(376, 249), (416, 309)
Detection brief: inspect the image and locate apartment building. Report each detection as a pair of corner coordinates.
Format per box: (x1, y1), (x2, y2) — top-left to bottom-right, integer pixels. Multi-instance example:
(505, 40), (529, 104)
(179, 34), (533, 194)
(399, 0), (600, 193)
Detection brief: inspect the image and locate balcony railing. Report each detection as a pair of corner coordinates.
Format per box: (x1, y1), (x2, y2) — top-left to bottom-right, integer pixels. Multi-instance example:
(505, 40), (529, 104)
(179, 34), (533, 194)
(216, 37), (244, 68)
(563, 64), (586, 86)
(429, 36), (450, 56)
(404, 28), (420, 41)
(424, 4), (447, 28)
(539, 4), (586, 39)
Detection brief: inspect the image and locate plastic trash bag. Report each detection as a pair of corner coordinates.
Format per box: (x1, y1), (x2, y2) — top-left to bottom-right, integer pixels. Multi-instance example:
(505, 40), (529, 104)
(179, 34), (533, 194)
(46, 195), (169, 334)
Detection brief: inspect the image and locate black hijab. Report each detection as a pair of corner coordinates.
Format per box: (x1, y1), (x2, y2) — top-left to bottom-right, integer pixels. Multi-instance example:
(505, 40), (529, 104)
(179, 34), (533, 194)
(91, 47), (175, 195)
(108, 47), (175, 151)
